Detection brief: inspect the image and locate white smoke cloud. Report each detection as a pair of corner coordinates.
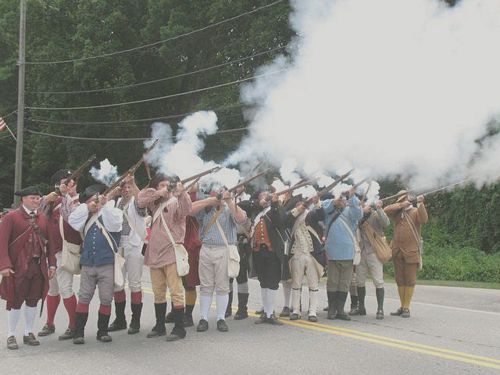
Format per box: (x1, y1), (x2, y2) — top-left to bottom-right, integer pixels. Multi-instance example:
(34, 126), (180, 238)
(90, 159), (118, 186)
(145, 111), (241, 190)
(230, 0), (500, 189)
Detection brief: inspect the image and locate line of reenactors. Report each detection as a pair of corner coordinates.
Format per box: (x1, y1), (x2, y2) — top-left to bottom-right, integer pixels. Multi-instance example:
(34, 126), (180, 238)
(0, 161), (427, 350)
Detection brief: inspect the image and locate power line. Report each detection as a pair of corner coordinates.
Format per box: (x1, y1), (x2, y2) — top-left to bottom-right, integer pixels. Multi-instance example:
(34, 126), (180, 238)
(25, 1), (284, 66)
(28, 46), (286, 95)
(28, 103), (247, 125)
(26, 126), (248, 141)
(26, 69), (285, 111)
(1, 110), (18, 119)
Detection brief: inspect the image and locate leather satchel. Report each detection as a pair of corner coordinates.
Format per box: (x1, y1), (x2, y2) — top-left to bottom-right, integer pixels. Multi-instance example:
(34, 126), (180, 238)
(59, 216), (82, 275)
(216, 220), (240, 278)
(361, 221), (392, 264)
(158, 209), (190, 277)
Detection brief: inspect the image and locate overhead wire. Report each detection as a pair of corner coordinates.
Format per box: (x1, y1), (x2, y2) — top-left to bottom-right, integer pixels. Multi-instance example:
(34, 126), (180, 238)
(28, 103), (247, 125)
(25, 1), (284, 65)
(26, 125), (248, 141)
(26, 69), (285, 111)
(28, 46), (287, 95)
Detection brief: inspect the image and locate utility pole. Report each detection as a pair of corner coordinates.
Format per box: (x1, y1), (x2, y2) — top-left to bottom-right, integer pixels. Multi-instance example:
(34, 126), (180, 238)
(14, 0), (26, 205)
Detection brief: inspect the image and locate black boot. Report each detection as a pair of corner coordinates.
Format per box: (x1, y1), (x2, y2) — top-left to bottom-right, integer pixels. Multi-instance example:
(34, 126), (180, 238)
(348, 294), (359, 315)
(148, 303), (167, 338)
(97, 313), (112, 342)
(128, 303), (142, 334)
(351, 287), (366, 316)
(165, 302), (174, 324)
(327, 291), (337, 320)
(183, 304), (195, 327)
(376, 288), (384, 320)
(108, 301), (127, 331)
(73, 312), (88, 345)
(166, 308), (187, 342)
(225, 291), (233, 318)
(335, 292), (351, 321)
(234, 293), (249, 320)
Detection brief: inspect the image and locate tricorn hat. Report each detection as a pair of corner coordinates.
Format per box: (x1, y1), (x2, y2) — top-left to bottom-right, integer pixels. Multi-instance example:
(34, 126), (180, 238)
(396, 190), (408, 203)
(15, 186), (43, 197)
(79, 184), (106, 203)
(51, 169), (73, 185)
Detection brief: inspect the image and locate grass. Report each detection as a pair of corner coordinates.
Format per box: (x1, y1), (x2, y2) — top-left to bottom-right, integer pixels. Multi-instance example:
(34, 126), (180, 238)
(383, 275), (500, 290)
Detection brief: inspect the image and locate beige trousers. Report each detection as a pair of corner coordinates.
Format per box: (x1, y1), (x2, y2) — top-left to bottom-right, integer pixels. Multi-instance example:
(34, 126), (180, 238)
(356, 251), (384, 288)
(198, 245), (230, 296)
(290, 253), (320, 316)
(150, 263), (185, 307)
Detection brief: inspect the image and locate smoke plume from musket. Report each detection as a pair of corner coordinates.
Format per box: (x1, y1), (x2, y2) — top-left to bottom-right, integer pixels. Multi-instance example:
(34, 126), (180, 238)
(145, 111), (241, 191)
(228, 0), (500, 190)
(90, 159), (118, 187)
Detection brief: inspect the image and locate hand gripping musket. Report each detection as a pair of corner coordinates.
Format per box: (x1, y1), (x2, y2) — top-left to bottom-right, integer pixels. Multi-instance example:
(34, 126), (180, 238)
(101, 140), (159, 197)
(302, 169), (354, 206)
(182, 166), (223, 192)
(54, 154), (97, 194)
(380, 178), (471, 203)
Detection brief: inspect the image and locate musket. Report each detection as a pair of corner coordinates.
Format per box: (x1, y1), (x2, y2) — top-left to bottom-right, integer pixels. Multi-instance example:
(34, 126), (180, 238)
(316, 169), (354, 198)
(380, 178), (471, 203)
(53, 154), (97, 195)
(181, 166), (222, 184)
(301, 169), (354, 206)
(102, 139), (159, 196)
(227, 168), (271, 193)
(64, 154), (97, 185)
(361, 180), (373, 202)
(275, 178), (318, 197)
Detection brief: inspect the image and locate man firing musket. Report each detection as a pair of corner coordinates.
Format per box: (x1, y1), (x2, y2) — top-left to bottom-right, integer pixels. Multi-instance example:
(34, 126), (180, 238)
(37, 155), (98, 341)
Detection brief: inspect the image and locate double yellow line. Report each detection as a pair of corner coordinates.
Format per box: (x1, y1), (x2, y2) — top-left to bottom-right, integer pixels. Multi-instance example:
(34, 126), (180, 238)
(249, 312), (500, 371)
(142, 287), (500, 370)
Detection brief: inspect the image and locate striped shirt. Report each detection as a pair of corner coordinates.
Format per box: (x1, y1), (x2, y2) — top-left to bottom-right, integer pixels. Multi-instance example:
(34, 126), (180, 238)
(196, 204), (242, 246)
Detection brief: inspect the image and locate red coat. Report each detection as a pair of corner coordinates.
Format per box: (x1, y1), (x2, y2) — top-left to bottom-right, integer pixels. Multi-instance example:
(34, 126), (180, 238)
(45, 197), (82, 255)
(183, 191), (202, 287)
(0, 208), (56, 305)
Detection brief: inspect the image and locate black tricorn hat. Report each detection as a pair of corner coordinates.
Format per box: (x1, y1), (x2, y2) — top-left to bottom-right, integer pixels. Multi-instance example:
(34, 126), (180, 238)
(51, 169), (73, 185)
(15, 186), (43, 197)
(79, 184), (106, 203)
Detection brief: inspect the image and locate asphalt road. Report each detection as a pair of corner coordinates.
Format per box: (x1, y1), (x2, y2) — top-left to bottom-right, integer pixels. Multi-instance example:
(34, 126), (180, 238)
(1, 270), (499, 375)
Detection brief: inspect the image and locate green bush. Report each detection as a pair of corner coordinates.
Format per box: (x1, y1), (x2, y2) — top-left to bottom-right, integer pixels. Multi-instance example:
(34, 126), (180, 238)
(384, 241), (500, 283)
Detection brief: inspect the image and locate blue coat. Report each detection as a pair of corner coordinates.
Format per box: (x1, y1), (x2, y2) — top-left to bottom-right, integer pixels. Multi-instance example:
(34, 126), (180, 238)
(80, 219), (121, 267)
(322, 196), (363, 261)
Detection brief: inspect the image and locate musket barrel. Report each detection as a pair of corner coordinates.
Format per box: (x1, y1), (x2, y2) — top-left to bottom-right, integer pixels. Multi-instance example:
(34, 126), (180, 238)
(181, 166), (221, 184)
(227, 168), (271, 193)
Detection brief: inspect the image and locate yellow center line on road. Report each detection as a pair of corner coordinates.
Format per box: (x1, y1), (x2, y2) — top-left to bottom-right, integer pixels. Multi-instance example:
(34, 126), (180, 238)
(141, 287), (500, 370)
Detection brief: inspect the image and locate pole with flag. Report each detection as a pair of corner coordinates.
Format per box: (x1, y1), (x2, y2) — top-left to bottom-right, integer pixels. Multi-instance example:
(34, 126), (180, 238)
(0, 117), (17, 141)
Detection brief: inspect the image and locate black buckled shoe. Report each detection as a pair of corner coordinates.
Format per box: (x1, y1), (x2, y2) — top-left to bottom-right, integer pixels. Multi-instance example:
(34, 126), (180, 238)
(289, 313), (300, 321)
(390, 307), (404, 316)
(279, 306), (290, 318)
(196, 319), (209, 332)
(58, 328), (76, 341)
(266, 314), (283, 326)
(7, 336), (18, 350)
(108, 318), (127, 332)
(96, 332), (112, 343)
(216, 319), (229, 332)
(308, 315), (318, 323)
(37, 323), (55, 337)
(183, 315), (194, 327)
(376, 308), (384, 320)
(401, 308), (410, 318)
(23, 333), (40, 346)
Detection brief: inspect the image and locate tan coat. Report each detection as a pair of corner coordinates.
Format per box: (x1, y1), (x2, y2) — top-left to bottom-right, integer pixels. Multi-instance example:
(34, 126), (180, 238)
(384, 203), (428, 263)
